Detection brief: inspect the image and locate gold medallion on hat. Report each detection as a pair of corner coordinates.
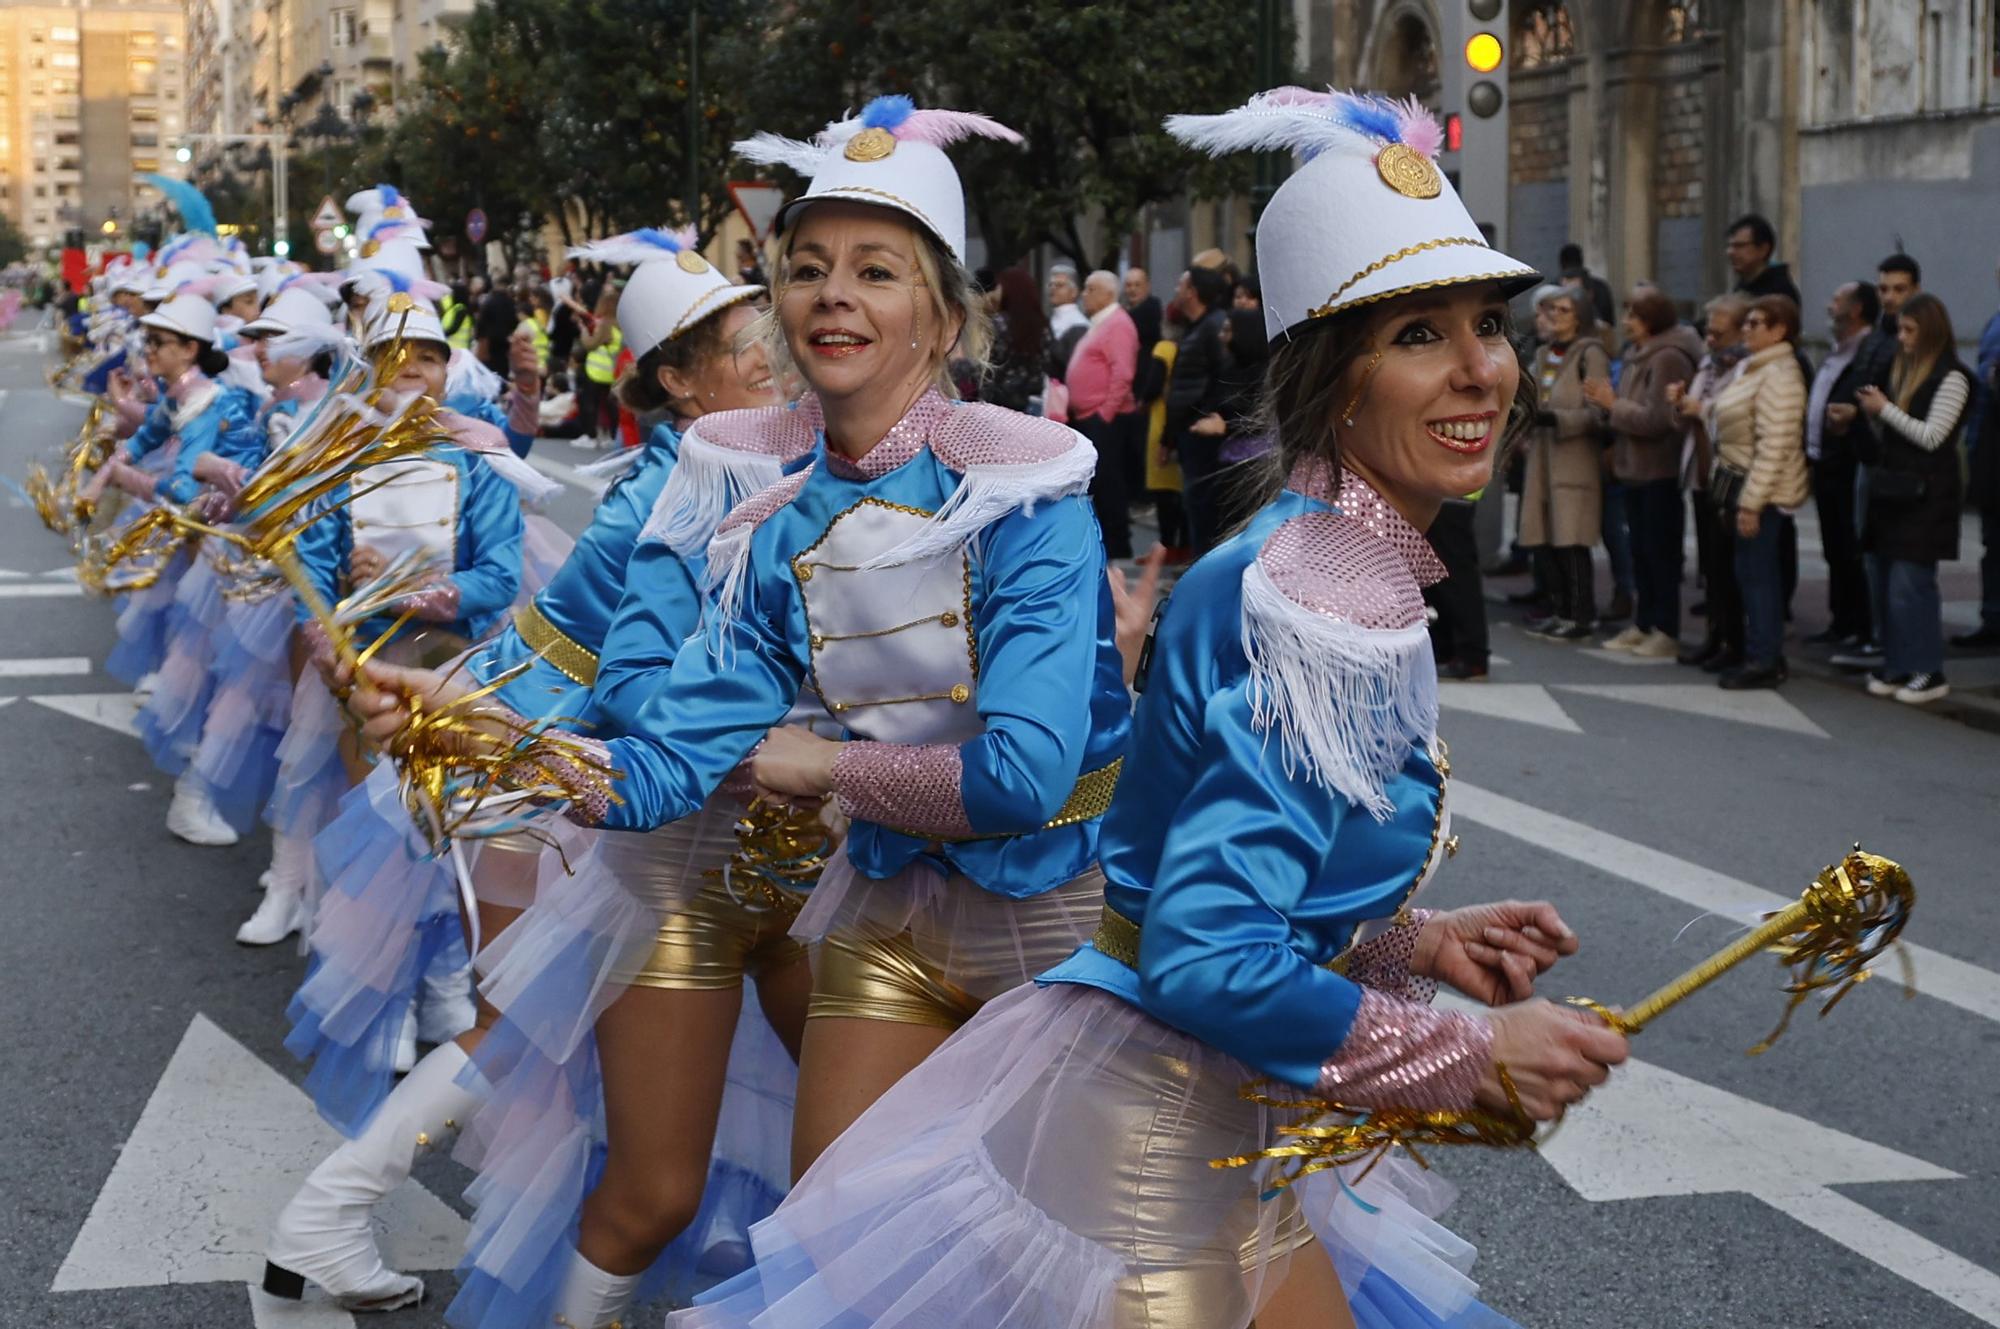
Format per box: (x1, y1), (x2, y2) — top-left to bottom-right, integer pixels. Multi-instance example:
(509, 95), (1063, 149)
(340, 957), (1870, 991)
(1375, 144), (1443, 200)
(676, 249), (711, 274)
(844, 127), (897, 162)
(360, 239), (381, 258)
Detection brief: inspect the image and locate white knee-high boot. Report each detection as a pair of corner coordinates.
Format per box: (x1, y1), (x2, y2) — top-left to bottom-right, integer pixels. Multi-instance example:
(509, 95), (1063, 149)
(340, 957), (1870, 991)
(237, 831), (309, 945)
(262, 1040), (483, 1312)
(552, 1247), (642, 1329)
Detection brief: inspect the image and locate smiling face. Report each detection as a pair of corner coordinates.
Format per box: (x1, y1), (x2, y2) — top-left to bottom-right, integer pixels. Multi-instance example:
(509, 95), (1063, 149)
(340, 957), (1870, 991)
(1543, 295), (1579, 344)
(778, 202), (953, 405)
(1336, 282), (1519, 518)
(387, 339), (450, 401)
(661, 302), (779, 416)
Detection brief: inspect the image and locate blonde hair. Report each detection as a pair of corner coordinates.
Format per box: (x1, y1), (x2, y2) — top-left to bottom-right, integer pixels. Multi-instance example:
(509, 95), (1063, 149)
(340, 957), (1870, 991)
(1889, 292), (1956, 411)
(756, 210), (992, 398)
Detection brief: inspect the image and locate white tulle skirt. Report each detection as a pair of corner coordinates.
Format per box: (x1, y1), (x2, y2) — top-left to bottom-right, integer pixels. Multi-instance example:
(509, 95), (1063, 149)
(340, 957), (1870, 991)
(675, 980), (1520, 1329)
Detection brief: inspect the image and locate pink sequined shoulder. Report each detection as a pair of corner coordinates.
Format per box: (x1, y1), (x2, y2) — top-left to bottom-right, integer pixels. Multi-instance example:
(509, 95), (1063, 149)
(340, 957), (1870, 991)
(686, 394), (824, 461)
(1257, 511), (1428, 632)
(438, 409), (508, 456)
(716, 462), (815, 538)
(928, 401), (1084, 469)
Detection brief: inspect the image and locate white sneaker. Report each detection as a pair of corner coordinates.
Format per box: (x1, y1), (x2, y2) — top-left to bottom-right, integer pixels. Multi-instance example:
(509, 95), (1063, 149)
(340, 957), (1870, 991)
(236, 878), (305, 946)
(132, 670), (161, 698)
(263, 1042), (482, 1312)
(1600, 625), (1647, 652)
(166, 776), (240, 847)
(1629, 629), (1680, 659)
(1893, 671), (1949, 704)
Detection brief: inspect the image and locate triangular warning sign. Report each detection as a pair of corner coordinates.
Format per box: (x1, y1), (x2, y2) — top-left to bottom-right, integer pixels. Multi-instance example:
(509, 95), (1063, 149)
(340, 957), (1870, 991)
(727, 182), (787, 244)
(310, 196), (344, 232)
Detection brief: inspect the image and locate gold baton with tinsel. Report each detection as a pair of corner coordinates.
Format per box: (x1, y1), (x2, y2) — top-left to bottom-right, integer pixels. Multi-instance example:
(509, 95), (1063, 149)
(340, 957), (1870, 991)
(1214, 846), (1914, 1191)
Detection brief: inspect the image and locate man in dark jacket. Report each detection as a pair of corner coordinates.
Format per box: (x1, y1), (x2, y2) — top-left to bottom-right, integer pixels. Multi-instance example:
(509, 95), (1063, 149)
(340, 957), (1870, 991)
(1726, 213), (1802, 305)
(1807, 280), (1897, 653)
(1165, 264), (1234, 553)
(1558, 242), (1615, 325)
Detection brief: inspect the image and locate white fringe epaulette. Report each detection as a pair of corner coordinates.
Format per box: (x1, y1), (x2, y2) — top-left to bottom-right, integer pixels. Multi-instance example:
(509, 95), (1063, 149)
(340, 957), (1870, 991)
(638, 397), (823, 556)
(858, 403), (1097, 570)
(702, 462), (818, 643)
(445, 348), (504, 404)
(440, 410), (564, 511)
(1240, 510), (1439, 820)
(577, 446), (645, 484)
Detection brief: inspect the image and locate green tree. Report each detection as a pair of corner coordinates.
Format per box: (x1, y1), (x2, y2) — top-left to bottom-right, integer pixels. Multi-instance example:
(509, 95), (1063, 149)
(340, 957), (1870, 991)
(0, 212), (26, 266)
(728, 1), (1283, 268)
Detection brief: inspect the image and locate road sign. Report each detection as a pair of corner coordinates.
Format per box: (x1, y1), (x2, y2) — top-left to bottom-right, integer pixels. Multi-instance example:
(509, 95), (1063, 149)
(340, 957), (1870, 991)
(465, 208), (488, 246)
(727, 181), (787, 244)
(309, 195), (343, 233)
(313, 229), (340, 256)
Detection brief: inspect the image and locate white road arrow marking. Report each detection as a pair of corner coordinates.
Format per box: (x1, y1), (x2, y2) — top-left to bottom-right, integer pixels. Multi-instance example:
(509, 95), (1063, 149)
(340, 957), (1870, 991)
(1453, 781), (2000, 1027)
(0, 656), (90, 677)
(1437, 682), (1581, 733)
(53, 1015), (468, 1313)
(1555, 682), (1830, 738)
(1537, 1056), (2000, 1325)
(28, 691), (142, 739)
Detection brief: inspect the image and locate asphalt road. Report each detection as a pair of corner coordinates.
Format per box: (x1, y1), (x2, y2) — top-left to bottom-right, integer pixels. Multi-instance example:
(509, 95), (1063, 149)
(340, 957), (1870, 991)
(2, 317), (1996, 1329)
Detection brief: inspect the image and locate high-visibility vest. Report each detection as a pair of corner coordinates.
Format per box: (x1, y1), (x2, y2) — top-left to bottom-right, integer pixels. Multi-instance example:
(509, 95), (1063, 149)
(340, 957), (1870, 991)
(584, 325), (623, 385)
(517, 314), (550, 367)
(440, 297), (472, 349)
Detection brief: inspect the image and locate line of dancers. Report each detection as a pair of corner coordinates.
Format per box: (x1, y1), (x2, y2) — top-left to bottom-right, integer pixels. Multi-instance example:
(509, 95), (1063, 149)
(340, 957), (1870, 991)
(37, 87), (1629, 1329)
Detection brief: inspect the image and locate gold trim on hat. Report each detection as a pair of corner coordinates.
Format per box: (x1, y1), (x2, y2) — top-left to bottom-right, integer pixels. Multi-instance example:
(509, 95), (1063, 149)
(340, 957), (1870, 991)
(844, 128), (897, 162)
(799, 185), (948, 255)
(1307, 236), (1504, 319)
(661, 283), (765, 350)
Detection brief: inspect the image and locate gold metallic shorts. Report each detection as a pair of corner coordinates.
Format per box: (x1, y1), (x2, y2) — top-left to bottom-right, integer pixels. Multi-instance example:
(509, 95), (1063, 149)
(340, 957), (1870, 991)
(624, 873), (808, 992)
(807, 868), (1106, 1030)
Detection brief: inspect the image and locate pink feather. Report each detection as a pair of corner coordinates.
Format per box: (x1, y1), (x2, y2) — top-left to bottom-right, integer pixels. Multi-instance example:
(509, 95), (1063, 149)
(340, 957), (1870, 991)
(1264, 86), (1336, 107)
(667, 224), (699, 250)
(1393, 95), (1444, 158)
(411, 277), (449, 301)
(894, 108), (1022, 148)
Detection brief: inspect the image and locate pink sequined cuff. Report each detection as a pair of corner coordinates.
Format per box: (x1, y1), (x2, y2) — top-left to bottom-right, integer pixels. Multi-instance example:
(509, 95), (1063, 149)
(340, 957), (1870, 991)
(499, 731), (613, 827)
(401, 580), (461, 623)
(1342, 909), (1438, 1004)
(1315, 987), (1491, 1113)
(506, 386), (540, 440)
(830, 741), (972, 838)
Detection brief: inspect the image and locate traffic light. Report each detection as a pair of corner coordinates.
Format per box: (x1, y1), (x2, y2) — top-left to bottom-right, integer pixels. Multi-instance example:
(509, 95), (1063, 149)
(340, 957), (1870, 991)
(1438, 0), (1510, 247)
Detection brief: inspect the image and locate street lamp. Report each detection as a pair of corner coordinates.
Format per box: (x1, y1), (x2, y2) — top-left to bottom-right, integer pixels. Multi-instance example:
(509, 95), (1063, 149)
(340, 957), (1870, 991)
(175, 144), (192, 164)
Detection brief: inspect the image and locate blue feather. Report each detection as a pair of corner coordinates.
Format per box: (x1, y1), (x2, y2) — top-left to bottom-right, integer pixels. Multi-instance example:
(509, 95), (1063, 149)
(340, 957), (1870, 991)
(378, 184), (401, 208)
(631, 227), (683, 253)
(1330, 94), (1401, 144)
(141, 173), (217, 236)
(860, 94), (914, 132)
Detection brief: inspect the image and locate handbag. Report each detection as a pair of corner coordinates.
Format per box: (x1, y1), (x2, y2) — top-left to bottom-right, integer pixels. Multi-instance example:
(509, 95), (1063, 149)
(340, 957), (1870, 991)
(1866, 465), (1928, 504)
(1710, 461), (1748, 514)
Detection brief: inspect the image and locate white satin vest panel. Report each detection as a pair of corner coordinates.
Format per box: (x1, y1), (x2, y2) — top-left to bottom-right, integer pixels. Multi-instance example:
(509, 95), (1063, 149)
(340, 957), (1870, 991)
(348, 458), (459, 570)
(794, 498), (980, 745)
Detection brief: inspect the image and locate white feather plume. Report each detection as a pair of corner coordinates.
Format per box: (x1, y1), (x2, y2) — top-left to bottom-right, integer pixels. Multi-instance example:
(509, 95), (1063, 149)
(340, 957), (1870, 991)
(733, 130), (833, 177)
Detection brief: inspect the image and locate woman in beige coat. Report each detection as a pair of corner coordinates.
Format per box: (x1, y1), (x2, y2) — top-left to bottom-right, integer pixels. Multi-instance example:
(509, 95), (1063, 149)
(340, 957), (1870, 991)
(1520, 287), (1611, 640)
(1706, 293), (1809, 688)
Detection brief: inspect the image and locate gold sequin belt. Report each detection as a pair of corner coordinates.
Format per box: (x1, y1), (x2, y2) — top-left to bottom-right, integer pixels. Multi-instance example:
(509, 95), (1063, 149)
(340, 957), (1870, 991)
(1092, 903), (1348, 975)
(890, 757), (1123, 843)
(514, 599), (597, 686)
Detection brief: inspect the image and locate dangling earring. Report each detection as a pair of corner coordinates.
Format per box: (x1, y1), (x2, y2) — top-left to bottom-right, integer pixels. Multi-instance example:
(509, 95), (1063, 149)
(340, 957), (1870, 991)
(910, 286), (922, 351)
(1340, 348), (1384, 428)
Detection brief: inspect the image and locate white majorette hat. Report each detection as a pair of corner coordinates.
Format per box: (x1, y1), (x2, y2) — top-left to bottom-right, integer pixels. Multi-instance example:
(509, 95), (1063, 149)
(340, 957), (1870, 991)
(345, 184), (431, 250)
(345, 239), (448, 305)
(568, 226), (764, 359)
(209, 270), (260, 308)
(241, 287), (338, 339)
(735, 94), (1021, 265)
(1166, 89), (1538, 340)
(360, 294), (446, 350)
(140, 293), (219, 344)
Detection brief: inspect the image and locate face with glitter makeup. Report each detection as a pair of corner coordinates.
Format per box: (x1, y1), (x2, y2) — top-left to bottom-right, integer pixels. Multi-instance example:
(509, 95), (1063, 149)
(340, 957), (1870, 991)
(1334, 281), (1518, 528)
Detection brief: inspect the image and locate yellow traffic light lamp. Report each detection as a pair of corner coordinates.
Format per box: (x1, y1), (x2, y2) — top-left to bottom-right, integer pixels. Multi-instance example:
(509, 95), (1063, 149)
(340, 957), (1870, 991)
(1465, 32), (1503, 74)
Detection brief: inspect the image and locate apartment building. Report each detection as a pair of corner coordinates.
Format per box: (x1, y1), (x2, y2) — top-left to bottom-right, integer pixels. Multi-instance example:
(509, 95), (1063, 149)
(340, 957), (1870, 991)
(0, 0), (186, 250)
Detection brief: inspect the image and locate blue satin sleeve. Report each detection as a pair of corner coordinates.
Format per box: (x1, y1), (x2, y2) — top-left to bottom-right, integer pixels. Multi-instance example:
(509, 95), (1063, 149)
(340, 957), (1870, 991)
(1135, 680), (1377, 1090)
(125, 400), (173, 462)
(289, 487), (352, 626)
(451, 453), (526, 635)
(959, 495), (1106, 833)
(452, 395), (534, 455)
(82, 347), (124, 395)
(157, 389), (262, 503)
(591, 536), (706, 739)
(599, 549), (804, 831)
